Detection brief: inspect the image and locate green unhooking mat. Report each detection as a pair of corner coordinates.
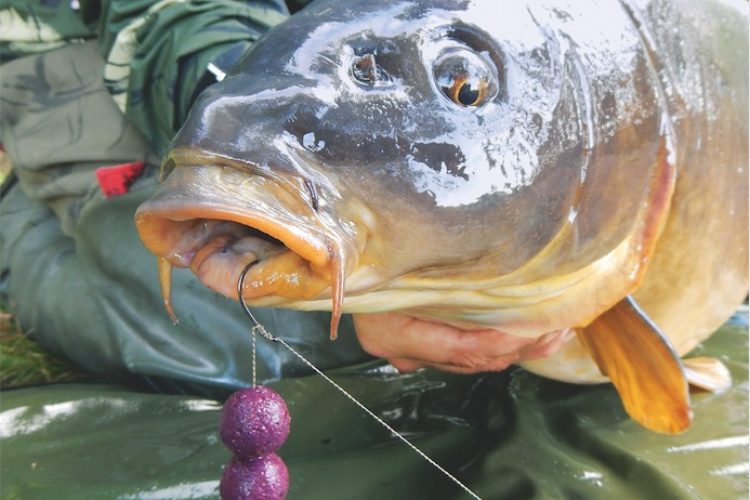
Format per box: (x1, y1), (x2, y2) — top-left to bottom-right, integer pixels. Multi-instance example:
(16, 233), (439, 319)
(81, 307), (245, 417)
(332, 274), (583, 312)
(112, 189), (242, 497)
(1, 313), (747, 499)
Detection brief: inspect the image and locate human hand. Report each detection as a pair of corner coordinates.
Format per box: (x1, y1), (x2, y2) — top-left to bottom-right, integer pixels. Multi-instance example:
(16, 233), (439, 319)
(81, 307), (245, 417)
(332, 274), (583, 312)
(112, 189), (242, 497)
(353, 313), (571, 374)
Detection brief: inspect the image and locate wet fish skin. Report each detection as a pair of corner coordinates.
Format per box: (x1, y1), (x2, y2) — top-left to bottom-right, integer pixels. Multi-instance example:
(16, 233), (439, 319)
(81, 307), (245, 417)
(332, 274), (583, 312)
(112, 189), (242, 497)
(136, 0), (748, 388)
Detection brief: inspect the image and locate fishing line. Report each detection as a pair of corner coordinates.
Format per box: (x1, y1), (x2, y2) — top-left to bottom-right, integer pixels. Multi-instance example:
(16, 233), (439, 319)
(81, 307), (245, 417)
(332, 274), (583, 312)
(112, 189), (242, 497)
(237, 261), (482, 500)
(251, 326), (257, 388)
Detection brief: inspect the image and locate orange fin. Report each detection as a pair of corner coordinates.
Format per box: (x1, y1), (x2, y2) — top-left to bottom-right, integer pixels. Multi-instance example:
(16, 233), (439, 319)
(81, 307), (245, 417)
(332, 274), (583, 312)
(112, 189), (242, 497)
(577, 296), (691, 434)
(684, 357), (731, 392)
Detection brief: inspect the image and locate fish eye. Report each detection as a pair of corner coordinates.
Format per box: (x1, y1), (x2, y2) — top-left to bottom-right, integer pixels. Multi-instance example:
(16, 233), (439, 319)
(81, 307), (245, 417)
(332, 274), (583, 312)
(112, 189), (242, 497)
(433, 48), (499, 107)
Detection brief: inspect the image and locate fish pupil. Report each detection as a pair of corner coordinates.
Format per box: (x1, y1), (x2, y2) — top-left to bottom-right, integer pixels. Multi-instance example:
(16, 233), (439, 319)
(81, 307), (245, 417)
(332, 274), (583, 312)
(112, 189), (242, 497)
(457, 83), (480, 106)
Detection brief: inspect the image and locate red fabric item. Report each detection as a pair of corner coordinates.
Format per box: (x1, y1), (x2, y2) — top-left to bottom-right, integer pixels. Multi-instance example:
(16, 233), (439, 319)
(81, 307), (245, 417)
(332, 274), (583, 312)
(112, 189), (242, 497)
(96, 161), (146, 197)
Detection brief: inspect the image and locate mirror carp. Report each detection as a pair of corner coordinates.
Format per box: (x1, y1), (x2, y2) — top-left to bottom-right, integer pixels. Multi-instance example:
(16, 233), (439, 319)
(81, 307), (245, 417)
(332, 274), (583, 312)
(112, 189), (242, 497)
(136, 0), (748, 433)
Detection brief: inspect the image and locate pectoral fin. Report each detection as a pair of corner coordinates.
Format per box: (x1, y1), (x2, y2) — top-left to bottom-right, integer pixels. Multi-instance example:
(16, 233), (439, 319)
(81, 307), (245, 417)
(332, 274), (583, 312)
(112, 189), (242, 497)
(684, 357), (732, 392)
(577, 296), (691, 434)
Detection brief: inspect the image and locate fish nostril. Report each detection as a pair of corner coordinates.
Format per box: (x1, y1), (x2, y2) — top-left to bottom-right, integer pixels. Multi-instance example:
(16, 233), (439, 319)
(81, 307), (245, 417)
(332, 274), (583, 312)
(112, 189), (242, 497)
(351, 53), (392, 87)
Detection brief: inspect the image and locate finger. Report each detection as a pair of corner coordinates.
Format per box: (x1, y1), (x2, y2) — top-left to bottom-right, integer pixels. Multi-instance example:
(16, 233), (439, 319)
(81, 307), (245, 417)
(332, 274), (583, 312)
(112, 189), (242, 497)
(388, 358), (425, 373)
(389, 353), (520, 375)
(354, 312), (537, 367)
(391, 331), (570, 375)
(518, 329), (573, 361)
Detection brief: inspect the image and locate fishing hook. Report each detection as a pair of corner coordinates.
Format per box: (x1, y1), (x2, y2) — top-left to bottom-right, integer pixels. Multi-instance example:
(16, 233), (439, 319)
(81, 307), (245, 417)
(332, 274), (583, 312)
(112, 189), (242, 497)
(237, 260), (278, 342)
(235, 262), (480, 498)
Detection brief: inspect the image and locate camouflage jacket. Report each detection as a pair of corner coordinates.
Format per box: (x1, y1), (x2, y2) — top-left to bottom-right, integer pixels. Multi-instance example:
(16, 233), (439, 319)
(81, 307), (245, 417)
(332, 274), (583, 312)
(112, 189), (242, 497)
(1, 0), (296, 155)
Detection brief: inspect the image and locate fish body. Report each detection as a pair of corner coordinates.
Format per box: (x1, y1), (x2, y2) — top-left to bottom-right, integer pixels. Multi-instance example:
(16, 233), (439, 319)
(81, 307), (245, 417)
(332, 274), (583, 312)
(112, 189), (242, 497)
(136, 0), (748, 431)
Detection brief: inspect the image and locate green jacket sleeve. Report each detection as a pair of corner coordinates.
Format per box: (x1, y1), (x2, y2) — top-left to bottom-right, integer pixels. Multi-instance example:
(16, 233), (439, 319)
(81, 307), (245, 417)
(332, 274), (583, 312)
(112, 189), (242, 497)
(2, 0), (290, 154)
(81, 0), (290, 154)
(0, 1), (95, 62)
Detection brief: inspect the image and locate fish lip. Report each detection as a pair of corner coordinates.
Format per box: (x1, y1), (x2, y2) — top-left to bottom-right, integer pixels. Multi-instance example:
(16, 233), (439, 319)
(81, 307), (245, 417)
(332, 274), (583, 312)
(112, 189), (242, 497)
(137, 152), (335, 267)
(134, 160), (340, 304)
(135, 200), (337, 302)
(136, 201), (331, 269)
(136, 159), (356, 338)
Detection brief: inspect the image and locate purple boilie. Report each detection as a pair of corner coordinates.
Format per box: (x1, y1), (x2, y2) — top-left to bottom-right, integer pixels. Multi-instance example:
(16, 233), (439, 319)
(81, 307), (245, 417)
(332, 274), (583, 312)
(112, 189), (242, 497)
(220, 386), (291, 459)
(220, 453), (289, 500)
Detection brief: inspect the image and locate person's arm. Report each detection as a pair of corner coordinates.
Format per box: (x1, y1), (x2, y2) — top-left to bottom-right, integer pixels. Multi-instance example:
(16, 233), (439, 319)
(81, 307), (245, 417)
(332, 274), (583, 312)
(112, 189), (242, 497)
(1, 0), (290, 155)
(81, 0), (290, 155)
(0, 1), (95, 63)
(354, 313), (571, 374)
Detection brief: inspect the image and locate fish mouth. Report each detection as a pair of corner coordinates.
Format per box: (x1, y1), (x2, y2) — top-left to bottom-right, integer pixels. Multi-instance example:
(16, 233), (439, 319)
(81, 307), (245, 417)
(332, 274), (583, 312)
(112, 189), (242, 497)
(135, 156), (355, 338)
(138, 209), (333, 299)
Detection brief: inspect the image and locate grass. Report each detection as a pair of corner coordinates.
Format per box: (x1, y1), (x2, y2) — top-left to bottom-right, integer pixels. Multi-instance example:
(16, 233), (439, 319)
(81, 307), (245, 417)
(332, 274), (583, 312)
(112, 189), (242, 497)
(0, 306), (86, 388)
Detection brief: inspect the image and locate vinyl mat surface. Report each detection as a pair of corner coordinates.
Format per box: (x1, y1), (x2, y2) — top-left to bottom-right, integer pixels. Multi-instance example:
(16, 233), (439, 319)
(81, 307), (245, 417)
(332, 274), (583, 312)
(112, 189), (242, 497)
(1, 312), (747, 500)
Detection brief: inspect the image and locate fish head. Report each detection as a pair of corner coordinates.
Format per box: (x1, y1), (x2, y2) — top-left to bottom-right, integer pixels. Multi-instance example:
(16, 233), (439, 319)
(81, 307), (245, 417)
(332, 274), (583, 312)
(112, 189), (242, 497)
(136, 0), (672, 337)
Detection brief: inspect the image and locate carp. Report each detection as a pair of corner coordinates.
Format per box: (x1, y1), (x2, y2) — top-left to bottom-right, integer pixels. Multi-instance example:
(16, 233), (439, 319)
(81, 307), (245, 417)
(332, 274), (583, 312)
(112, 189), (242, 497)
(136, 0), (748, 433)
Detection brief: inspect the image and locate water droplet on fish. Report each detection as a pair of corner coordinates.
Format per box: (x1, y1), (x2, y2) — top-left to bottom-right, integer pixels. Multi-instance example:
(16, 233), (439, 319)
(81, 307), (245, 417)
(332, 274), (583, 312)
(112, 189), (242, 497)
(302, 132), (325, 152)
